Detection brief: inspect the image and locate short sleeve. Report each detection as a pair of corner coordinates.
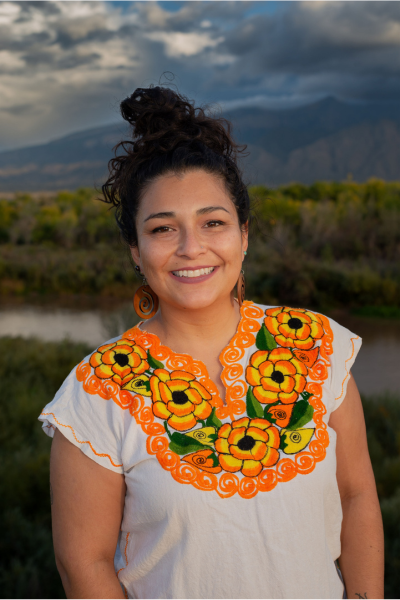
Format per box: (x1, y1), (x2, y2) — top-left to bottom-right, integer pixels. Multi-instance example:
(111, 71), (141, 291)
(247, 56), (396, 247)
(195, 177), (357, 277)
(38, 352), (125, 474)
(326, 317), (362, 412)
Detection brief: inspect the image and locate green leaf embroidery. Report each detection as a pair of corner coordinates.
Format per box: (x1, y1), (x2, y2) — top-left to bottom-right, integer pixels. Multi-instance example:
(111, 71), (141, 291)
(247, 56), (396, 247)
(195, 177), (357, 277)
(164, 420), (209, 455)
(286, 399), (314, 430)
(147, 350), (164, 370)
(206, 407), (222, 429)
(255, 323), (277, 351)
(246, 387), (264, 418)
(279, 435), (288, 451)
(300, 391), (313, 402)
(169, 441), (207, 455)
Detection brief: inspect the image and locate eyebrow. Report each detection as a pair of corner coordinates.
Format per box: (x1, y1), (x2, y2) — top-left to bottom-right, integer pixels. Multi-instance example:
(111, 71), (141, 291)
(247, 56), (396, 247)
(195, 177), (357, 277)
(143, 206), (230, 223)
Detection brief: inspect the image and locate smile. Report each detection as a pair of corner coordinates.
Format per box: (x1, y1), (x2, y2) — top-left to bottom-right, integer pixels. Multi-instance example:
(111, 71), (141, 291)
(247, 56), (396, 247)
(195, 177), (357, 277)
(171, 267), (215, 278)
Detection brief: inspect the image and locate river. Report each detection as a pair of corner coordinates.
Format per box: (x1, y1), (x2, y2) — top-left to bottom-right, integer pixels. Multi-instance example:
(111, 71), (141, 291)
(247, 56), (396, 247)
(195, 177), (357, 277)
(0, 299), (399, 397)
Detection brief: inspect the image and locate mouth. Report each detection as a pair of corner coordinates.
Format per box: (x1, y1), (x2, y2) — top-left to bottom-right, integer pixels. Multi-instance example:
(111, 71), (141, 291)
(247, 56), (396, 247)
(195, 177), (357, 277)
(169, 266), (218, 284)
(171, 267), (215, 278)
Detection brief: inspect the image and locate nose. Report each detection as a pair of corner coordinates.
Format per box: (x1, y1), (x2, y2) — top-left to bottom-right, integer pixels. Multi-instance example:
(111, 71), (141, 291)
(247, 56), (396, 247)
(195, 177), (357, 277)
(176, 227), (205, 259)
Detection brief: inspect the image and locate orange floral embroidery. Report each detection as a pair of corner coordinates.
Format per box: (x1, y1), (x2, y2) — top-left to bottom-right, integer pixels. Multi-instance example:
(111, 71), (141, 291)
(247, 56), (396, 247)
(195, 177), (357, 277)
(293, 347), (319, 368)
(74, 302), (334, 498)
(246, 347), (308, 404)
(264, 306), (325, 350)
(215, 417), (280, 477)
(150, 368), (212, 431)
(89, 339), (148, 387)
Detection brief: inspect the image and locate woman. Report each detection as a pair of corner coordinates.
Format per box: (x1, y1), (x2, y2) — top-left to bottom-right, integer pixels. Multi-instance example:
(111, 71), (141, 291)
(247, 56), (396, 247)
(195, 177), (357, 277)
(39, 86), (384, 599)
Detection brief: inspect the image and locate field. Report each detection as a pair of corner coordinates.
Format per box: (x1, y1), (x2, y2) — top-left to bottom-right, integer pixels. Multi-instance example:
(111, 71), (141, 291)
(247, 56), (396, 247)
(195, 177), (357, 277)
(0, 336), (399, 599)
(1, 181), (400, 314)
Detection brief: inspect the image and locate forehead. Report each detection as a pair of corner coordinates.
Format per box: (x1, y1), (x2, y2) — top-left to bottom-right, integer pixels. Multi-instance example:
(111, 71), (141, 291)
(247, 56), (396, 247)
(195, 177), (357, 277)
(138, 170), (235, 218)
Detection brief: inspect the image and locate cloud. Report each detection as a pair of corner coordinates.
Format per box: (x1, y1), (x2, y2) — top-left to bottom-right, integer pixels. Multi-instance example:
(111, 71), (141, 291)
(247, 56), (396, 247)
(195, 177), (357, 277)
(144, 30), (224, 58)
(1, 0), (400, 151)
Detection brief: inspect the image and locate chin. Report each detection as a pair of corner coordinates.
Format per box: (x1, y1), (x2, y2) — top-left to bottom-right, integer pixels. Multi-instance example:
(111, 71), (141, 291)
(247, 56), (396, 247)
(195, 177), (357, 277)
(171, 291), (221, 311)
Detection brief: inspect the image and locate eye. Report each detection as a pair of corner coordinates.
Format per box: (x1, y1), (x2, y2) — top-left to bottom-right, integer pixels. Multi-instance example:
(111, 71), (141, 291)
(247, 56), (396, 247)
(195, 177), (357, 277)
(204, 220), (224, 228)
(151, 226), (173, 234)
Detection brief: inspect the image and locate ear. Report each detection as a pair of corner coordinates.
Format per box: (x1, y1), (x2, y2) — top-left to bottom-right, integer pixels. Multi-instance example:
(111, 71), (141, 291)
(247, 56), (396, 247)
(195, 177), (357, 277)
(130, 245), (141, 268)
(241, 221), (249, 255)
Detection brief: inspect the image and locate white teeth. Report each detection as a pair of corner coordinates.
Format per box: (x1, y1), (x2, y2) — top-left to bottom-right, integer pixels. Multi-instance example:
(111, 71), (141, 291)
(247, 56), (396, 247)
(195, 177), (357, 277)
(172, 267), (215, 278)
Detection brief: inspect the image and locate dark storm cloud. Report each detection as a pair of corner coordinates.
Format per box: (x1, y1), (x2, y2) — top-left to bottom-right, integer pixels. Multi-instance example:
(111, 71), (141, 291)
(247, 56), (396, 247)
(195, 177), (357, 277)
(2, 0), (400, 151)
(15, 0), (62, 18)
(0, 103), (33, 115)
(222, 2), (400, 77)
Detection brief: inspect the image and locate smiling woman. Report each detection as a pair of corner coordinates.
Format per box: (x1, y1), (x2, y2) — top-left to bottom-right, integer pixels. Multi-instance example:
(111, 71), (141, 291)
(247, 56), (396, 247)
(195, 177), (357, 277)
(38, 86), (383, 600)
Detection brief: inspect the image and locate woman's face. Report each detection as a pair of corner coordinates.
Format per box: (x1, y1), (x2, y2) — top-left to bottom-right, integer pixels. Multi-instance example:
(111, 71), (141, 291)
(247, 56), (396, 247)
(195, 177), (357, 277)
(131, 169), (248, 312)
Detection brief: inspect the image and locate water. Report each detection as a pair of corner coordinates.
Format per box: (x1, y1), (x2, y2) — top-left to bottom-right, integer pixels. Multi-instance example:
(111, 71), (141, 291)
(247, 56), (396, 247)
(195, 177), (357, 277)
(0, 301), (399, 397)
(0, 300), (139, 347)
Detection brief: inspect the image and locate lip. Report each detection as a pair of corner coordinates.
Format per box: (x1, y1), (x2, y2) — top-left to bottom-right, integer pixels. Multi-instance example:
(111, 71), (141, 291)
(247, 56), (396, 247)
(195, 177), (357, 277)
(169, 266), (219, 284)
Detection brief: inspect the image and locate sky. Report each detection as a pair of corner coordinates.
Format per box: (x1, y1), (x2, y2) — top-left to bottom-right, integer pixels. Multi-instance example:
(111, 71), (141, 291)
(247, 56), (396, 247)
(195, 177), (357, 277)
(1, 0), (400, 151)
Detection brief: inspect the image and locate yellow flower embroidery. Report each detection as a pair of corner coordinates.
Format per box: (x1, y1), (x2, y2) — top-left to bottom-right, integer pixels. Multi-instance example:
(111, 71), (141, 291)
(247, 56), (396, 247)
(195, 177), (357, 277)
(89, 339), (148, 387)
(264, 306), (324, 350)
(246, 347), (308, 404)
(215, 417), (280, 477)
(150, 369), (213, 431)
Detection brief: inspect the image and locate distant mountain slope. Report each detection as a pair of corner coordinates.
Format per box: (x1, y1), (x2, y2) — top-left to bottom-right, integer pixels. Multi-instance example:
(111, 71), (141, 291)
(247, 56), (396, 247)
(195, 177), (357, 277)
(0, 97), (399, 191)
(0, 123), (127, 192)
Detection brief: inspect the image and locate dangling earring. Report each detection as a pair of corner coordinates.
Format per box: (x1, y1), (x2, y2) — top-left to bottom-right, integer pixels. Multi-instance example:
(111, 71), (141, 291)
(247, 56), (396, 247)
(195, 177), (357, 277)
(236, 269), (245, 308)
(133, 266), (159, 319)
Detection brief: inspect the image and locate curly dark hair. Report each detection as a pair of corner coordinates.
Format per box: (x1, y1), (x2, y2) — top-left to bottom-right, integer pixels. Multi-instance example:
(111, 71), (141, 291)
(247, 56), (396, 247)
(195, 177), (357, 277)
(102, 85), (250, 247)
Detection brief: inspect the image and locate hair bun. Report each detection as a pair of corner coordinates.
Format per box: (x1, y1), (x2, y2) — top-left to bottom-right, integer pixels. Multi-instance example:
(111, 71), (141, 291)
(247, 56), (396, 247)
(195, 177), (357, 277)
(121, 86), (196, 139)
(119, 85), (238, 159)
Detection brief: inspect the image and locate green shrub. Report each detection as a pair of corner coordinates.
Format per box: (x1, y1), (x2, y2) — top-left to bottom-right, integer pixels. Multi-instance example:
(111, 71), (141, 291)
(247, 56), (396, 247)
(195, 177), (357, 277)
(1, 181), (400, 305)
(0, 337), (91, 599)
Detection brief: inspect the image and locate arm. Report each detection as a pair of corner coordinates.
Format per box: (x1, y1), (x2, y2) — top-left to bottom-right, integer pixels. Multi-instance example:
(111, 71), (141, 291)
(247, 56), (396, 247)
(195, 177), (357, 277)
(50, 428), (126, 599)
(329, 372), (384, 599)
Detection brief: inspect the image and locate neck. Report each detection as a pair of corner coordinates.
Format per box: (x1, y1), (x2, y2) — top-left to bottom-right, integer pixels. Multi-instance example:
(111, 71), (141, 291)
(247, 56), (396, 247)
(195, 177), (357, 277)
(140, 294), (242, 351)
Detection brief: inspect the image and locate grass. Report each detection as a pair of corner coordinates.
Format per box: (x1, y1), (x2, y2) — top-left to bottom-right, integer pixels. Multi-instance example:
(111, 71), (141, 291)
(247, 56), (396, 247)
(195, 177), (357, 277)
(0, 336), (399, 598)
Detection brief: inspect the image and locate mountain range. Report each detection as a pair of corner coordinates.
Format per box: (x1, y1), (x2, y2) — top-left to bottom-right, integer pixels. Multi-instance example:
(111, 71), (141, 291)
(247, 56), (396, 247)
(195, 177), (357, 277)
(0, 97), (399, 191)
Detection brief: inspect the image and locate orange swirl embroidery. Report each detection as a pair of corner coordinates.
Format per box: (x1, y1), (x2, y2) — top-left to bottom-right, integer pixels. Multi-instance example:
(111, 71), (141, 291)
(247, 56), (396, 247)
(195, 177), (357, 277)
(218, 300), (261, 421)
(40, 412), (123, 468)
(74, 302), (335, 498)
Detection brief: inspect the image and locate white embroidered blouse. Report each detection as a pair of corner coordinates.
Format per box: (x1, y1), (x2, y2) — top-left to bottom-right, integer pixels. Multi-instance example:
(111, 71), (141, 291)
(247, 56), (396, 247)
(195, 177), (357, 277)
(39, 302), (362, 599)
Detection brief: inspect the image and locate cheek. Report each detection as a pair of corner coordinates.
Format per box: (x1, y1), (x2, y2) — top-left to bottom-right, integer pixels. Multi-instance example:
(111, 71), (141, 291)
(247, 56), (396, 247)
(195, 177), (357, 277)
(139, 237), (171, 271)
(213, 228), (243, 257)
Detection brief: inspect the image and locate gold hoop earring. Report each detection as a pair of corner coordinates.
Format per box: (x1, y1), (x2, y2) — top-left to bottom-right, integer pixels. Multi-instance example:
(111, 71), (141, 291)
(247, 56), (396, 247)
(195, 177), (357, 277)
(133, 266), (159, 319)
(236, 269), (245, 308)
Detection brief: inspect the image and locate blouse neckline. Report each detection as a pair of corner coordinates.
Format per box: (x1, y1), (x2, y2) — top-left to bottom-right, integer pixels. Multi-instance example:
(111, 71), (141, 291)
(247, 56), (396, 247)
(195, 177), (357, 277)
(130, 300), (265, 421)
